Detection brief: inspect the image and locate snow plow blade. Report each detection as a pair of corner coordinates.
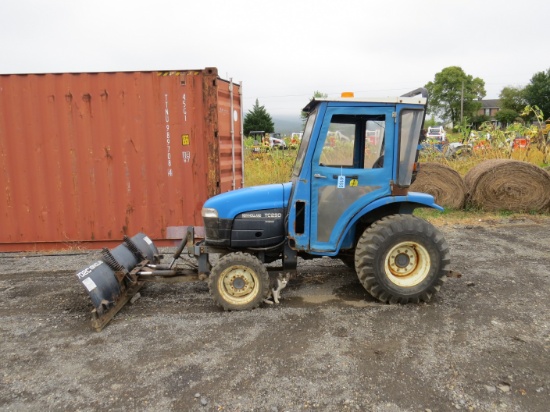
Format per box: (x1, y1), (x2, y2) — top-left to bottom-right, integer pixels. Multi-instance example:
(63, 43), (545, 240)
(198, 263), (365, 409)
(75, 233), (161, 331)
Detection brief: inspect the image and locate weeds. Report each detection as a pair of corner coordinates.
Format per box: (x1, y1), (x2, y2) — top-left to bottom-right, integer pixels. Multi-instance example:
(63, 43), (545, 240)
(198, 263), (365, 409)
(244, 149), (296, 187)
(245, 139), (548, 185)
(420, 134), (548, 176)
(243, 137), (549, 222)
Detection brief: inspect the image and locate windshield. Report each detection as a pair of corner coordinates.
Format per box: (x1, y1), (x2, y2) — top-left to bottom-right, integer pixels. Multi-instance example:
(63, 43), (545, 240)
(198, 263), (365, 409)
(291, 109), (317, 178)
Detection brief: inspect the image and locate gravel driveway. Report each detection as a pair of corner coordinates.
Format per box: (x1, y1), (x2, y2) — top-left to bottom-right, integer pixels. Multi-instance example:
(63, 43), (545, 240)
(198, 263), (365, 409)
(1, 218), (549, 411)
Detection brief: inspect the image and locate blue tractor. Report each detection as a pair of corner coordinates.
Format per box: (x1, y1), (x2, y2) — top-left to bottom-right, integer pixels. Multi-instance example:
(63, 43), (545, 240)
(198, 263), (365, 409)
(77, 88), (451, 329)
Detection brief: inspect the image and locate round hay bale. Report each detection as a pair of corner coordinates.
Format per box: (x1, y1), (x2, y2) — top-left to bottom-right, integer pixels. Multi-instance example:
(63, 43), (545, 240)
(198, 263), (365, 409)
(410, 162), (467, 209)
(464, 159), (550, 212)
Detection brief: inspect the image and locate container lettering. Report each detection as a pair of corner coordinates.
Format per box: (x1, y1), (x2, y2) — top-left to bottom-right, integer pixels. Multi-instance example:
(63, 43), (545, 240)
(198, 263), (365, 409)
(164, 94), (173, 176)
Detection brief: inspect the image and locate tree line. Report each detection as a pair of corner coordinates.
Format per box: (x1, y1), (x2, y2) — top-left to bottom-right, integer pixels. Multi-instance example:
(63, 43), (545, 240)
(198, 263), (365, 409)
(243, 66), (550, 135)
(425, 66), (550, 129)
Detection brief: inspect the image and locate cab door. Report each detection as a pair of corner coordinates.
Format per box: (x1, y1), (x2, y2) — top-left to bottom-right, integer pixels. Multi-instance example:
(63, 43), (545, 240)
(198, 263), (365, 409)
(309, 106), (395, 252)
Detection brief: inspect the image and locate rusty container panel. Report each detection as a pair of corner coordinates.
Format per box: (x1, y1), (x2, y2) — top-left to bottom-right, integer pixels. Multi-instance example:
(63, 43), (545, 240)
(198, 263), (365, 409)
(0, 68), (243, 251)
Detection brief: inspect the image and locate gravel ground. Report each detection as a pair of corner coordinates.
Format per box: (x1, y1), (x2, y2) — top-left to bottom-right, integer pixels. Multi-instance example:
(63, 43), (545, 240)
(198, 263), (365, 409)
(1, 218), (549, 411)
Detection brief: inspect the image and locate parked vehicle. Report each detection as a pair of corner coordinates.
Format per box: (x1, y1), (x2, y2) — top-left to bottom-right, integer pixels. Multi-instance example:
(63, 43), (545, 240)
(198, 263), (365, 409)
(76, 88), (451, 331)
(268, 133), (287, 149)
(512, 136), (529, 150)
(426, 126), (447, 142)
(249, 131), (286, 150)
(444, 142), (472, 158)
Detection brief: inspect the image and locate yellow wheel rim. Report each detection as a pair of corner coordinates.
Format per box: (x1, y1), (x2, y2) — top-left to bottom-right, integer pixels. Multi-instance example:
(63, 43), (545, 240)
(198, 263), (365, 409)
(218, 265), (260, 305)
(385, 241), (431, 287)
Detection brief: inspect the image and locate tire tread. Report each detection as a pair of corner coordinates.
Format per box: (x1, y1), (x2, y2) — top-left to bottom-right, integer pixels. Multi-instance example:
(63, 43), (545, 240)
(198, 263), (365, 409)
(208, 252), (270, 311)
(355, 214), (450, 304)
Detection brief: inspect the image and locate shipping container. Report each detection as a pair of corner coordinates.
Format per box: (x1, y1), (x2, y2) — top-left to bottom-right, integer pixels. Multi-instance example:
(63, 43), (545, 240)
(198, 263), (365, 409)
(0, 67), (243, 251)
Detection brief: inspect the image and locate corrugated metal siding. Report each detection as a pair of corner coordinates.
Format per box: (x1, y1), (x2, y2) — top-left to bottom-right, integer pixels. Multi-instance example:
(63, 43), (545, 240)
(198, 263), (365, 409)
(0, 68), (243, 251)
(217, 79), (243, 193)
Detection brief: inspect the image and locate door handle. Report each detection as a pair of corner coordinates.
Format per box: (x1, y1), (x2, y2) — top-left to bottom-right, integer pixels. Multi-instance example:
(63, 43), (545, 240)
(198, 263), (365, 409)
(314, 173), (327, 178)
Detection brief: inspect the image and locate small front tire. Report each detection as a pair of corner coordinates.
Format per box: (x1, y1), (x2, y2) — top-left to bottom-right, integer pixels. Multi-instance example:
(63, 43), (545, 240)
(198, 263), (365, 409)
(208, 252), (270, 311)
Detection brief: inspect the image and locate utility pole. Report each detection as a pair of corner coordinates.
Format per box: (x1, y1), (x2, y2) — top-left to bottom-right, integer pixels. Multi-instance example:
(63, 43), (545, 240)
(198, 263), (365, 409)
(460, 80), (464, 123)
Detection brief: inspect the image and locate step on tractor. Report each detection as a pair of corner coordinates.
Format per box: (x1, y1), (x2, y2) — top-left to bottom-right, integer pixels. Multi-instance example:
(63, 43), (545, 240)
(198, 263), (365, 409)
(76, 88), (451, 331)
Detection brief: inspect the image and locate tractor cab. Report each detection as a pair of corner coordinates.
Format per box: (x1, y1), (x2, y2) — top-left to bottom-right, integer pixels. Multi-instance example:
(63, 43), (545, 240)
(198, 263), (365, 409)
(287, 91), (431, 254)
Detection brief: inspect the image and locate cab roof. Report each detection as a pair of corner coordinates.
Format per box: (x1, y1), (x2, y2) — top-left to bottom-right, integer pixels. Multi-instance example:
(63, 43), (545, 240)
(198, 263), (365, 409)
(303, 95), (427, 113)
(302, 88), (428, 113)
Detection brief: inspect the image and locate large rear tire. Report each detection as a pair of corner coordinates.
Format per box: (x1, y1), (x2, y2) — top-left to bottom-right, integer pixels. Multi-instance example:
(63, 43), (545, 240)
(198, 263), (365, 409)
(355, 214), (450, 304)
(208, 252), (270, 311)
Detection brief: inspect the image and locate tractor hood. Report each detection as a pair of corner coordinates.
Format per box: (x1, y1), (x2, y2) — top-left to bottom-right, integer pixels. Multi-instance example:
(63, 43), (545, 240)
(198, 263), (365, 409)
(203, 182), (292, 220)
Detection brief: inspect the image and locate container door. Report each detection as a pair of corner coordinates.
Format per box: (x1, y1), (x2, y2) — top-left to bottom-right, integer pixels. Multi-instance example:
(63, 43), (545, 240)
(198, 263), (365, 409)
(310, 106), (395, 252)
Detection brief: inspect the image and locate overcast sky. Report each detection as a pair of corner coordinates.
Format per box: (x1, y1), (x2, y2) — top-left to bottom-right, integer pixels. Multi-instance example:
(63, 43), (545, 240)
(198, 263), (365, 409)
(1, 0), (549, 118)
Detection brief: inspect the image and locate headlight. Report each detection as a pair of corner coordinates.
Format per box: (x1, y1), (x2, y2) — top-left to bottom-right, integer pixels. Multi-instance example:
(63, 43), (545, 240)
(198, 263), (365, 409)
(201, 207), (218, 218)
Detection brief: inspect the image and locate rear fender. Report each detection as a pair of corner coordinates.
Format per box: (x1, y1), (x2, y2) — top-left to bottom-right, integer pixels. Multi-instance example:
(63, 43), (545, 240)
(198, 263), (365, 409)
(334, 193), (443, 254)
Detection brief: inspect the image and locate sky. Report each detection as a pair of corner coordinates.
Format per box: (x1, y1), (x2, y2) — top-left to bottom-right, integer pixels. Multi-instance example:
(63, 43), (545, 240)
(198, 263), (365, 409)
(1, 0), (549, 119)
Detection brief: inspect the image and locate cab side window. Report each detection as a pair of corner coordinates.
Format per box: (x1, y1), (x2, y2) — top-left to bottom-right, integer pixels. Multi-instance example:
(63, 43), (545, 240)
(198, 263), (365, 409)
(364, 119), (385, 168)
(319, 121), (355, 167)
(318, 115), (385, 169)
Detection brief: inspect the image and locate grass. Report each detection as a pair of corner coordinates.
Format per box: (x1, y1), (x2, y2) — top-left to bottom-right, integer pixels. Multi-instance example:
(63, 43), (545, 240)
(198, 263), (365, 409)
(421, 148), (544, 176)
(412, 207), (550, 225)
(244, 149), (295, 187)
(245, 142), (548, 185)
(243, 143), (550, 222)
(419, 132), (548, 176)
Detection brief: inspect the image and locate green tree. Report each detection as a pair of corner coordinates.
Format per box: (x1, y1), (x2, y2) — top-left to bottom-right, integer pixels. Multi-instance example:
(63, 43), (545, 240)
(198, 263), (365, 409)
(425, 66), (486, 126)
(499, 86), (527, 113)
(495, 108), (520, 127)
(424, 114), (437, 128)
(523, 68), (550, 120)
(470, 114), (490, 129)
(301, 90), (328, 122)
(243, 99), (275, 136)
